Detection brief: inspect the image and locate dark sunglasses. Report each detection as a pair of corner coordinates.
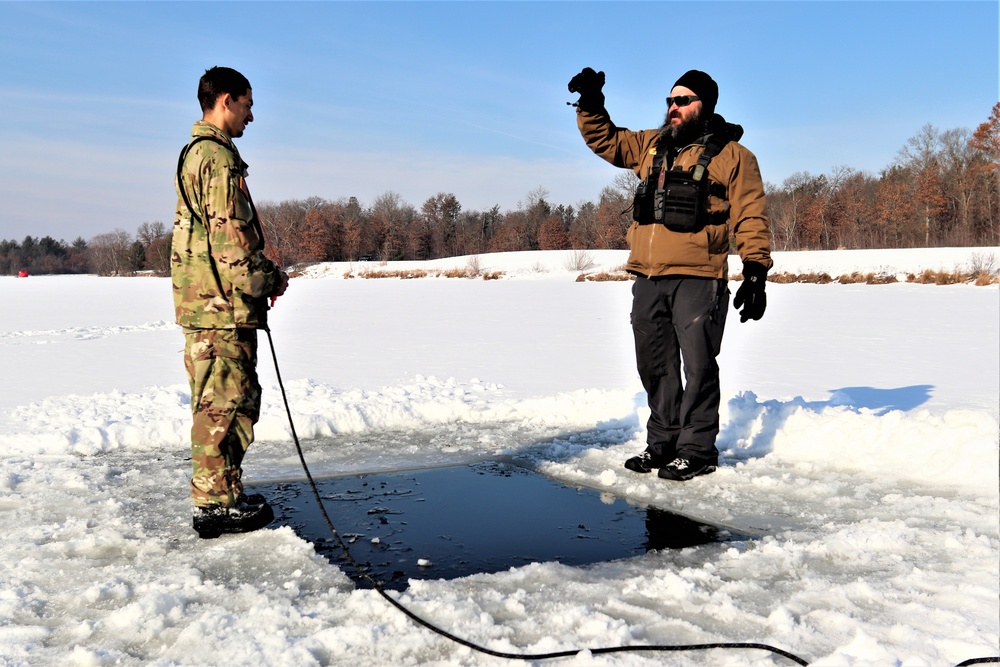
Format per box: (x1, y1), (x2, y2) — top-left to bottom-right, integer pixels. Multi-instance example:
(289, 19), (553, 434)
(666, 95), (700, 108)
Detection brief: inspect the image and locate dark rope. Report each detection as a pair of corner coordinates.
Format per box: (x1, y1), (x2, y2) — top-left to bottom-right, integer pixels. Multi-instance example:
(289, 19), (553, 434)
(261, 327), (989, 667)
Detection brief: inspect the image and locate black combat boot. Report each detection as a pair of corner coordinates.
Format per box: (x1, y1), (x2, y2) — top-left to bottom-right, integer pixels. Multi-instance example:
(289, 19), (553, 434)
(193, 494), (274, 539)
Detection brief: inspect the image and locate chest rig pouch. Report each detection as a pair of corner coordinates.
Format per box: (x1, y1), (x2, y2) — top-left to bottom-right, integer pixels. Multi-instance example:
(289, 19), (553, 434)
(632, 137), (729, 232)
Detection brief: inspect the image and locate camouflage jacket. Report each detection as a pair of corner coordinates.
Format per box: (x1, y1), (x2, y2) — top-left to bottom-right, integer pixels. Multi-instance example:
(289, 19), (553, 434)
(171, 121), (279, 329)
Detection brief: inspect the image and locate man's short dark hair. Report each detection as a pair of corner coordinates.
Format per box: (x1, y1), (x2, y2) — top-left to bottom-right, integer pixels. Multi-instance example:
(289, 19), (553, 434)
(198, 66), (251, 112)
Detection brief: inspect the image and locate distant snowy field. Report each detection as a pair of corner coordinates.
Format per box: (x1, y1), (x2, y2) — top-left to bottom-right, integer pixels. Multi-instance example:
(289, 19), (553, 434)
(0, 248), (997, 666)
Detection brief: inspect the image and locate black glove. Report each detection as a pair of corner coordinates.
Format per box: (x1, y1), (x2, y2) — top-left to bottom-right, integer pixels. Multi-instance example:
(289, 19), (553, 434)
(733, 261), (768, 323)
(567, 67), (605, 112)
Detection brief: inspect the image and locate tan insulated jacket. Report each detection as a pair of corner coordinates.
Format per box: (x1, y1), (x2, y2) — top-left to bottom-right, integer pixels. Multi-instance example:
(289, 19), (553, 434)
(578, 107), (772, 279)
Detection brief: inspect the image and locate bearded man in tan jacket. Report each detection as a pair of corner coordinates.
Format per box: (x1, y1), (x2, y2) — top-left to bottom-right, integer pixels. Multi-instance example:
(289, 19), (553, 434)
(569, 68), (772, 481)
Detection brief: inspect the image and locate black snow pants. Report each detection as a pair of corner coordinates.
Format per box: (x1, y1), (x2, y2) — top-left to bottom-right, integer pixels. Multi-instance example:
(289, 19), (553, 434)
(630, 274), (729, 464)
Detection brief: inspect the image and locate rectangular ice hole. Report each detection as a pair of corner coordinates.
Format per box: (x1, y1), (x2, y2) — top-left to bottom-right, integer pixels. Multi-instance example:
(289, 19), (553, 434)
(254, 461), (754, 590)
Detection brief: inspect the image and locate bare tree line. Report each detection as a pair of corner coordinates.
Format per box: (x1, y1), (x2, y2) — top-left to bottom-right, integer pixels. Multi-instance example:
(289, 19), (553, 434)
(250, 179), (637, 268)
(3, 106), (998, 276)
(768, 110), (1000, 251)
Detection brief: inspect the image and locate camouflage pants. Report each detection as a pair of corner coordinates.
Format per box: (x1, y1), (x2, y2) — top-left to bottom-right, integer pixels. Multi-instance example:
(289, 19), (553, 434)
(183, 327), (261, 508)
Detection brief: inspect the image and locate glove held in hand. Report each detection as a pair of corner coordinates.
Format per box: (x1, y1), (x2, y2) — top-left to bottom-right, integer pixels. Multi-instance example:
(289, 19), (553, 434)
(567, 67), (605, 112)
(733, 261), (768, 323)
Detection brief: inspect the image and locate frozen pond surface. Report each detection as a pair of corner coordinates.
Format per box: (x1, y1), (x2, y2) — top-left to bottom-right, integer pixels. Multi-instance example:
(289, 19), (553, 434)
(256, 461), (755, 590)
(0, 251), (996, 665)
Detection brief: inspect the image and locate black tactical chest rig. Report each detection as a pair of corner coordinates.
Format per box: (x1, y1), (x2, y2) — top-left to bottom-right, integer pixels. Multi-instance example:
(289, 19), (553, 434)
(632, 136), (731, 232)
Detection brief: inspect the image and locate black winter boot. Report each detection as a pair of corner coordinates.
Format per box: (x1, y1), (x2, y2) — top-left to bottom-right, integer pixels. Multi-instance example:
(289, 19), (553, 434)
(193, 494), (274, 539)
(624, 450), (671, 473)
(657, 457), (717, 481)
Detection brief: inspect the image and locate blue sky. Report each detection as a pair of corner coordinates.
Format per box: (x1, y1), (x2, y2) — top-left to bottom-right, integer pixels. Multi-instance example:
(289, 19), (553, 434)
(1, 1), (996, 242)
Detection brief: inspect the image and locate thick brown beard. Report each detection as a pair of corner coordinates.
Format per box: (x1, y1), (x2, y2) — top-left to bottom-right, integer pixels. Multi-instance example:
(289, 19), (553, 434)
(658, 107), (704, 146)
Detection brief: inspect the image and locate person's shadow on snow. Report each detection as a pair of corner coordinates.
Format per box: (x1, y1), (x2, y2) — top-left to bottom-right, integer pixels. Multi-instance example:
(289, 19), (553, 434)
(717, 384), (934, 461)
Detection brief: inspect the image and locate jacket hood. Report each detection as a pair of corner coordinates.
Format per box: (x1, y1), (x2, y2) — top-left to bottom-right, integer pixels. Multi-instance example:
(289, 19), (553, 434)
(704, 113), (743, 144)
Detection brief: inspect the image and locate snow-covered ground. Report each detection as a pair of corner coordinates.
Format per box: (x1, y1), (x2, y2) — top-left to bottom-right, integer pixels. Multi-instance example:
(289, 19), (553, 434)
(0, 248), (997, 666)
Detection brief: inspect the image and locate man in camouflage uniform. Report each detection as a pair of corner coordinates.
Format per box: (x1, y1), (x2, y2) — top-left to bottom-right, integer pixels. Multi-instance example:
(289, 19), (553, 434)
(172, 66), (288, 538)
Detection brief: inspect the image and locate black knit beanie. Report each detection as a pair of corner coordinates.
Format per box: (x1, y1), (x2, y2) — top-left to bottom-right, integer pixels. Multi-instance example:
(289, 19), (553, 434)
(673, 70), (718, 115)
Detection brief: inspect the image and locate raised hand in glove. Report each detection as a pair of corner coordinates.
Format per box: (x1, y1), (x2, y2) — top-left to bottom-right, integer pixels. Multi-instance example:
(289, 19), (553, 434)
(567, 67), (605, 112)
(733, 261), (768, 323)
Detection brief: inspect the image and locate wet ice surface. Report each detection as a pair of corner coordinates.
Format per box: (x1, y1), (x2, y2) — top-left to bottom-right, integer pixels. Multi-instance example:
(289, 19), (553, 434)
(256, 461), (755, 590)
(0, 252), (997, 665)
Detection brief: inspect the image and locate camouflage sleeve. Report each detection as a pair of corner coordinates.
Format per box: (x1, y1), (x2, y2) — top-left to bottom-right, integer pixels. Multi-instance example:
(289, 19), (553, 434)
(195, 145), (279, 300)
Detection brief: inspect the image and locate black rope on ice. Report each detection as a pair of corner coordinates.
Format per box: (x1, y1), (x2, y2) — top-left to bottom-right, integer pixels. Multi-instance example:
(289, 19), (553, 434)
(265, 328), (995, 667)
(262, 329), (809, 665)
